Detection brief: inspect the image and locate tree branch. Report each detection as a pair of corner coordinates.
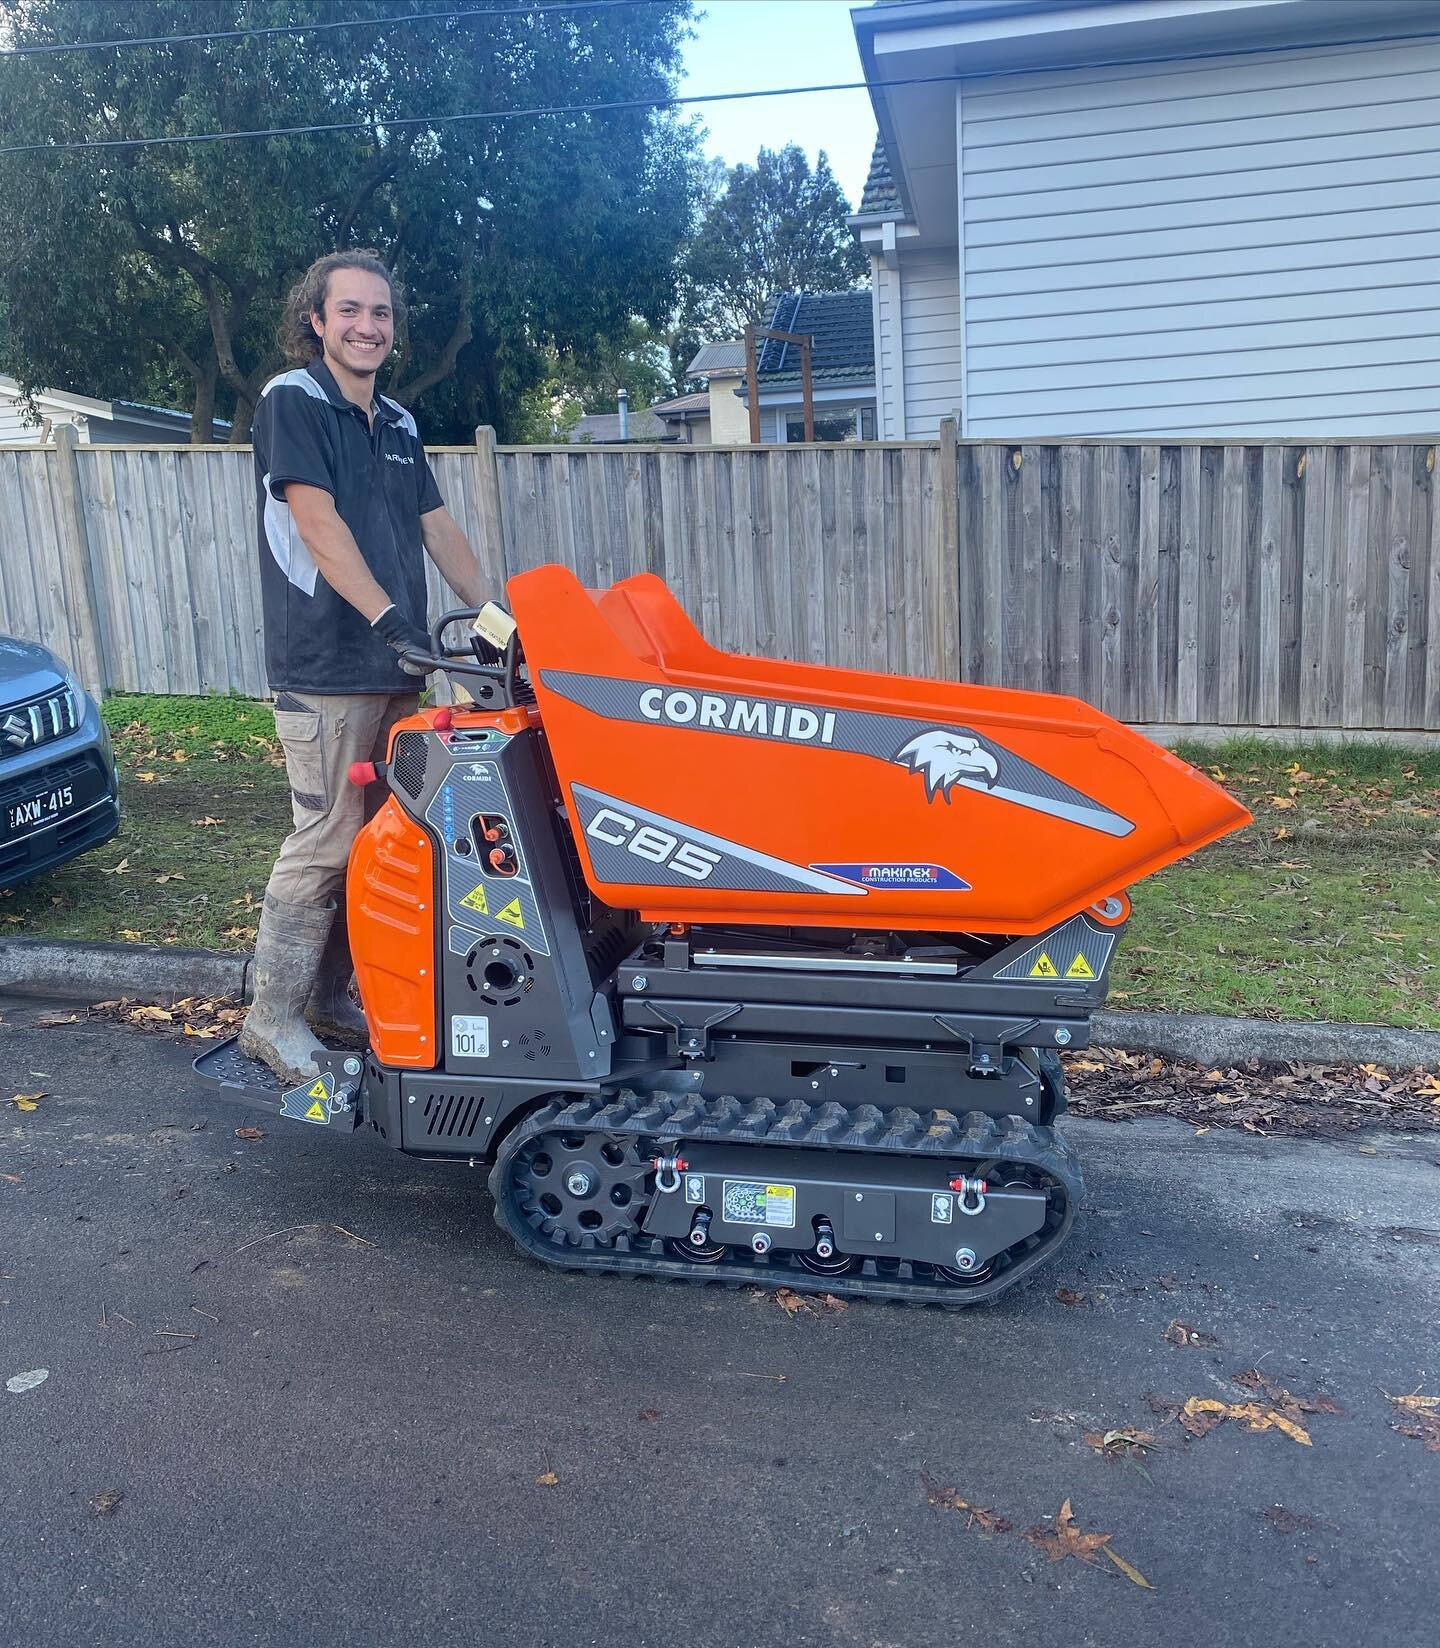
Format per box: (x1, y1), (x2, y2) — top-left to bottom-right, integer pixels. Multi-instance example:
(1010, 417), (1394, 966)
(391, 261), (474, 403)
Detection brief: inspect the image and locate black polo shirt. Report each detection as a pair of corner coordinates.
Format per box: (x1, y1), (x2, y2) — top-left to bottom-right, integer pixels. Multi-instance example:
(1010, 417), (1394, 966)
(252, 357), (443, 694)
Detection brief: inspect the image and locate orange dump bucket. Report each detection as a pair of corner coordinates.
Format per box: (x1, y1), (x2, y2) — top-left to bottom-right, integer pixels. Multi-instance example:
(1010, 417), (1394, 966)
(511, 565), (1250, 935)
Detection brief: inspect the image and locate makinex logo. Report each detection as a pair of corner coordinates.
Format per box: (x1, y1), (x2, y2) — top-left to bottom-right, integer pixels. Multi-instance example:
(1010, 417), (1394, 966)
(810, 862), (971, 891)
(638, 687), (836, 745)
(894, 730), (999, 801)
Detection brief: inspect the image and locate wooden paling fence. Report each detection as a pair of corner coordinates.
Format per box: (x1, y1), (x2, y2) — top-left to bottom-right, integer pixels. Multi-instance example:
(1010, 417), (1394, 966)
(1, 422), (1437, 731)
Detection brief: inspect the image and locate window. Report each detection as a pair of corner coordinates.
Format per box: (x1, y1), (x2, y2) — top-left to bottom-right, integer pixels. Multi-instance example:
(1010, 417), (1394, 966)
(785, 405), (877, 443)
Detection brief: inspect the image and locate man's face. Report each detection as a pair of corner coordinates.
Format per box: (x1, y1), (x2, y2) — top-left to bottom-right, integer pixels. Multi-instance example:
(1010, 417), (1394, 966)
(311, 267), (394, 380)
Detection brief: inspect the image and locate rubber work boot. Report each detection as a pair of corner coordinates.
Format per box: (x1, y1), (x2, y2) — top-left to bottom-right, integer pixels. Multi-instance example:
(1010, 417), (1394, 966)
(305, 902), (369, 1040)
(238, 895), (332, 1086)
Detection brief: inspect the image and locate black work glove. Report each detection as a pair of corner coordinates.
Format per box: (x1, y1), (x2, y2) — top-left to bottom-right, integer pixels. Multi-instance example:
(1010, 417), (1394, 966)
(371, 604), (432, 675)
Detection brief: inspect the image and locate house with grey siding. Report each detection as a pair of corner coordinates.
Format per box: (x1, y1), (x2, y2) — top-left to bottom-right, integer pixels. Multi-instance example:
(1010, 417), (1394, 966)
(851, 0), (1440, 438)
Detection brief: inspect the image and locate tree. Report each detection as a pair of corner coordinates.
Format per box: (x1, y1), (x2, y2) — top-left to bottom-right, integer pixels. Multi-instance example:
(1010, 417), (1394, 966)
(677, 144), (866, 354)
(514, 319), (678, 441)
(0, 0), (699, 442)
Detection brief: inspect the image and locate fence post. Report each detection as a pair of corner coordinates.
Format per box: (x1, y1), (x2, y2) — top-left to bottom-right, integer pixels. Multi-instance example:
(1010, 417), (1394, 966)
(49, 424), (108, 693)
(472, 425), (507, 593)
(935, 416), (961, 682)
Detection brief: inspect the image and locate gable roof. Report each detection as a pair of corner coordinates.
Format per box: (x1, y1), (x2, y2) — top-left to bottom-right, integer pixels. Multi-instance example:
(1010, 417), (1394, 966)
(649, 390), (710, 420)
(567, 407), (669, 443)
(686, 341), (746, 377)
(756, 291), (875, 387)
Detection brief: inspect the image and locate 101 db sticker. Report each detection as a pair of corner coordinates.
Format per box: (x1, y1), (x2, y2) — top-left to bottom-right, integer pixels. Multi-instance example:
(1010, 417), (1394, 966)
(450, 1015), (490, 1058)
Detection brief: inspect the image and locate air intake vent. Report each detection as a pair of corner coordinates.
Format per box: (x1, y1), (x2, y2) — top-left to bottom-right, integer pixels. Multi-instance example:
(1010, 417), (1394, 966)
(391, 731), (429, 799)
(423, 1091), (486, 1139)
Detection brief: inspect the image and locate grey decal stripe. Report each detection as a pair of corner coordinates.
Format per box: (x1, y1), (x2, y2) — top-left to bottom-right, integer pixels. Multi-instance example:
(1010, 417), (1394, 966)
(571, 785), (867, 897)
(541, 670), (1133, 838)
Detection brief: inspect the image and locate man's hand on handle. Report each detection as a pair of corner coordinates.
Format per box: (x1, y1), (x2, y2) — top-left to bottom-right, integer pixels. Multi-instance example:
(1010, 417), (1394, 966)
(371, 604), (432, 675)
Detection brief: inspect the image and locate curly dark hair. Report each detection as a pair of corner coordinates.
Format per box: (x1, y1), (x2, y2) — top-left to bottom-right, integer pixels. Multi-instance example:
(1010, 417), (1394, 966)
(277, 250), (405, 365)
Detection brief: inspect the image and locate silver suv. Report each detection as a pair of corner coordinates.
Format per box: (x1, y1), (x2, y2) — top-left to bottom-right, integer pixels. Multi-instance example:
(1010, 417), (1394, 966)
(0, 636), (119, 888)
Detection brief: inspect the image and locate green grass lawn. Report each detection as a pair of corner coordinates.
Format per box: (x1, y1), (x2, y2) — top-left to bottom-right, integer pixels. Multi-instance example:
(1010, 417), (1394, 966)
(3, 697), (1437, 1027)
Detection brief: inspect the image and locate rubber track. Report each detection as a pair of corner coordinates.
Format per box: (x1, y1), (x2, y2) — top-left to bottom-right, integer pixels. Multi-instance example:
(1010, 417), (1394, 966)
(489, 1089), (1082, 1308)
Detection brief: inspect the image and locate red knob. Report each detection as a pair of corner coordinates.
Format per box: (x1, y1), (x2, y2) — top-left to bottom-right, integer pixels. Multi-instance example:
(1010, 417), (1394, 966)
(348, 761), (378, 786)
(433, 707), (454, 731)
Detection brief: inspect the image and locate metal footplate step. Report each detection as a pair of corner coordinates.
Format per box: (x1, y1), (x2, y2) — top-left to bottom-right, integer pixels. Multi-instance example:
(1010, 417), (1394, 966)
(491, 1089), (1081, 1307)
(192, 1037), (364, 1131)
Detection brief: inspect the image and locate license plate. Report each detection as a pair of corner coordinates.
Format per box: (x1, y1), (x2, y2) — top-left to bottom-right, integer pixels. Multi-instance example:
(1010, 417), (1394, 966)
(6, 783), (75, 834)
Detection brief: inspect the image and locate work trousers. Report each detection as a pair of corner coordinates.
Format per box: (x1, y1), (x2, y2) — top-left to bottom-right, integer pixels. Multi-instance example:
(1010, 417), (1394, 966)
(265, 690), (417, 908)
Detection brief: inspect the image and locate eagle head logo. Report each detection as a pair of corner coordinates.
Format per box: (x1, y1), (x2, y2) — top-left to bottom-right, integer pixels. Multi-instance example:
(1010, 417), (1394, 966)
(894, 730), (1000, 801)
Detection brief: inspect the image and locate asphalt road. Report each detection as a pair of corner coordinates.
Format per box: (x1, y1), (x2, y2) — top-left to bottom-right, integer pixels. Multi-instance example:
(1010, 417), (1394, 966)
(2, 996), (1438, 1648)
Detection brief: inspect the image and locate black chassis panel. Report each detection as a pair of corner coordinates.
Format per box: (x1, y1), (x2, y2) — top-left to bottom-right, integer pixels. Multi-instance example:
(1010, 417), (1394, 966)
(621, 947), (1102, 1028)
(642, 1142), (1047, 1269)
(684, 1035), (1053, 1122)
(362, 1052), (676, 1161)
(386, 723), (619, 1085)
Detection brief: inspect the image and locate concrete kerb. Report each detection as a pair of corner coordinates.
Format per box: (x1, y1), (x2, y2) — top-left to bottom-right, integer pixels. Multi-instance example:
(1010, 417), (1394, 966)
(0, 937), (252, 1008)
(3, 936), (1439, 1071)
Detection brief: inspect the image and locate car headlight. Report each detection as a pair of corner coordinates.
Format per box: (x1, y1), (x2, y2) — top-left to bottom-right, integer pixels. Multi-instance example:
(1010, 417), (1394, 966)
(60, 669), (88, 731)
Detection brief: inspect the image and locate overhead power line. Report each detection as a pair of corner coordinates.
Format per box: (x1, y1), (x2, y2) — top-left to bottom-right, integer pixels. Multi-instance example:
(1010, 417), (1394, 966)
(2, 24), (1437, 160)
(0, 0), (661, 57)
(0, 74), (899, 157)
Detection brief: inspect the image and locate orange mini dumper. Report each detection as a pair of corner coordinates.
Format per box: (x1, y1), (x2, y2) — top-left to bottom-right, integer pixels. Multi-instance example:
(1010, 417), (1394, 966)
(197, 564), (1249, 1306)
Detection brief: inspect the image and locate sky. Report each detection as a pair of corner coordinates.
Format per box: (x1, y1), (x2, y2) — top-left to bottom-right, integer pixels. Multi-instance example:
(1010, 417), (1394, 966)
(677, 1), (877, 208)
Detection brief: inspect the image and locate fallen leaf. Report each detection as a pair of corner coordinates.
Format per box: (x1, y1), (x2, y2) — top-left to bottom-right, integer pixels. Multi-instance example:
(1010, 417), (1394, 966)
(774, 1288), (818, 1317)
(135, 772), (157, 783)
(924, 1478), (1012, 1534)
(233, 1126), (265, 1141)
(1083, 1428), (1157, 1457)
(1101, 1545), (1156, 1590)
(637, 1409), (661, 1421)
(1387, 1392), (1440, 1413)
(191, 816), (224, 827)
(91, 1489), (123, 1516)
(1023, 1498), (1115, 1566)
(36, 1012), (80, 1026)
(99, 857), (130, 874)
(9, 1091), (44, 1111)
(1164, 1319), (1219, 1348)
(1, 1173), (21, 1185)
(181, 1023), (218, 1038)
(1387, 1392), (1440, 1451)
(1181, 1397), (1312, 1445)
(1055, 1287), (1087, 1306)
(534, 1470), (559, 1486)
(818, 1294), (848, 1311)
(128, 1006), (172, 1023)
(154, 873), (186, 884)
(1231, 1369), (1344, 1415)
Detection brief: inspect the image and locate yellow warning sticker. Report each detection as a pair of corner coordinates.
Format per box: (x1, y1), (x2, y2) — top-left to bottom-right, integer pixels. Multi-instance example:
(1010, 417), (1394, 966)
(1029, 952), (1059, 978)
(1066, 952), (1096, 979)
(305, 1100), (327, 1122)
(496, 897), (525, 930)
(308, 1078), (328, 1099)
(460, 884), (489, 915)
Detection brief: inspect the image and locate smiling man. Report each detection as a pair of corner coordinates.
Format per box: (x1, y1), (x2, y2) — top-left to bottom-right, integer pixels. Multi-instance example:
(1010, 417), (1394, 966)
(240, 250), (488, 1085)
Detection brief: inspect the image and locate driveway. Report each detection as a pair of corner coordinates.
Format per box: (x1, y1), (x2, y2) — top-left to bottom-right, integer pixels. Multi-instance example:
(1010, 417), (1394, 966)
(2, 998), (1437, 1647)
